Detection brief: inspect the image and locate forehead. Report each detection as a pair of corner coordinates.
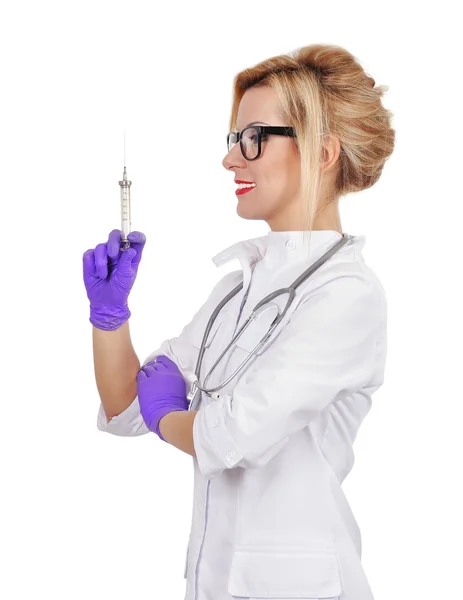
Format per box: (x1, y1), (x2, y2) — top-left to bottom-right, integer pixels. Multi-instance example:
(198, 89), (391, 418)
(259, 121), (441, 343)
(235, 86), (283, 130)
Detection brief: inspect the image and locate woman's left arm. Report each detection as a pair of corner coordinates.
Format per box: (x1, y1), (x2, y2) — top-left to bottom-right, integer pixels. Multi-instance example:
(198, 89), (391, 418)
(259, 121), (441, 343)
(159, 410), (199, 456)
(192, 273), (382, 479)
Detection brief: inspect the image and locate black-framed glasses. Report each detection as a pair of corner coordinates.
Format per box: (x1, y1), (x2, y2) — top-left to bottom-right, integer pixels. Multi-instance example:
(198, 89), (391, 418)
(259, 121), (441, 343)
(227, 125), (296, 161)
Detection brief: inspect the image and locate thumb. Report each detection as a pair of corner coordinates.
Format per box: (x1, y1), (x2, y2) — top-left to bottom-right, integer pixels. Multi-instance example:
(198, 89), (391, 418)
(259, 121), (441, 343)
(118, 248), (136, 276)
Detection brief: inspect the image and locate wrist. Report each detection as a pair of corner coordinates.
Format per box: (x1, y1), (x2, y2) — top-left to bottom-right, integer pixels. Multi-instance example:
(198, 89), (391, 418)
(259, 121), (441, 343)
(90, 303), (131, 331)
(156, 408), (185, 441)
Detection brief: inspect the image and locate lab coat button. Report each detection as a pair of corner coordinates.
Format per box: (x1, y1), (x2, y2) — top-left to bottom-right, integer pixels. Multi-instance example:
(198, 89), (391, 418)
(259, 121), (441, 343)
(212, 417), (220, 427)
(285, 239), (295, 249)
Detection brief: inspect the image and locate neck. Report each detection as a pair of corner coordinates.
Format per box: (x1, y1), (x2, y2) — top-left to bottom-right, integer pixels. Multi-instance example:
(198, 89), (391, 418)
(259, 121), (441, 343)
(267, 200), (342, 234)
(313, 200), (342, 234)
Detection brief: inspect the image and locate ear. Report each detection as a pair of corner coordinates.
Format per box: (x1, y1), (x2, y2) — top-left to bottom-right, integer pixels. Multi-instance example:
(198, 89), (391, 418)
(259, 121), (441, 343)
(321, 135), (341, 172)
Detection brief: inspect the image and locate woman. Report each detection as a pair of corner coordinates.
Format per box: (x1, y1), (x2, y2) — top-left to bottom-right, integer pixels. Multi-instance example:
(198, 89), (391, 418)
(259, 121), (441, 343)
(83, 43), (395, 600)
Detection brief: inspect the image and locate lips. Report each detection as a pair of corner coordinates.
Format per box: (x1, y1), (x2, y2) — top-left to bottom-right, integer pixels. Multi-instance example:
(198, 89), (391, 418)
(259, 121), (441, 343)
(235, 185), (256, 196)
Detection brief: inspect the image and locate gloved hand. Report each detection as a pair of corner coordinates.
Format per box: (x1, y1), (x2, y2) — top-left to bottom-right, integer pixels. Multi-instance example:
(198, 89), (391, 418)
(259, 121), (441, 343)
(82, 229), (146, 330)
(136, 355), (189, 441)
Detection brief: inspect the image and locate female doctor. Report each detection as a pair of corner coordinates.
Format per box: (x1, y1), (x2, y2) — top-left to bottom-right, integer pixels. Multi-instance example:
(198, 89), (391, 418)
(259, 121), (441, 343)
(83, 44), (395, 600)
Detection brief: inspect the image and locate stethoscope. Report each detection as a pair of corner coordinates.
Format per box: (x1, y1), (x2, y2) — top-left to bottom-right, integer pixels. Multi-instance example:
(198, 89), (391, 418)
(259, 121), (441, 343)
(187, 233), (353, 412)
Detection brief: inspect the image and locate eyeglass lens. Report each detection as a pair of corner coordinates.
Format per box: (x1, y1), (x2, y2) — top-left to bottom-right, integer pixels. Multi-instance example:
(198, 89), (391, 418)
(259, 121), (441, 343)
(228, 127), (259, 160)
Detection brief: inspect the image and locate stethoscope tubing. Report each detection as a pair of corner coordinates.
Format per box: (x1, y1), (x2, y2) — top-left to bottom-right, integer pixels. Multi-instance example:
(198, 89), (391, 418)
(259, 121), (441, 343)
(187, 234), (352, 410)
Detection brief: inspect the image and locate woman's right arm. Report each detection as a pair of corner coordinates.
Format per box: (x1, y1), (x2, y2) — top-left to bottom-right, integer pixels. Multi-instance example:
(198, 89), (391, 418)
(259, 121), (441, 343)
(93, 320), (140, 422)
(90, 257), (242, 435)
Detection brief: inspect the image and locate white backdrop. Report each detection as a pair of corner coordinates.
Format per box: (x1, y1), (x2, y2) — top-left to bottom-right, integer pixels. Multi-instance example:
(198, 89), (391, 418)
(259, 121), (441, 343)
(2, 1), (462, 599)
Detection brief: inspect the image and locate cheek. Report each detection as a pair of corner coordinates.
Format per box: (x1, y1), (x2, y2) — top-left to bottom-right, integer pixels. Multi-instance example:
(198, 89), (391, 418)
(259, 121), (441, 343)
(254, 158), (283, 187)
(257, 164), (291, 197)
(259, 145), (296, 185)
(251, 143), (299, 194)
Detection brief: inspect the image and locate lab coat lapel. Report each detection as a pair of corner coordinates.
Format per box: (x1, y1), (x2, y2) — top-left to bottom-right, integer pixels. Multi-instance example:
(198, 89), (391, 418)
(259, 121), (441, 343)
(212, 236), (267, 294)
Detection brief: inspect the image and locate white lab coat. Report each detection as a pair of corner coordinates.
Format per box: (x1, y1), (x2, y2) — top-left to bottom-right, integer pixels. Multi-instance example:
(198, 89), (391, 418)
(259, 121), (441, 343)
(97, 230), (387, 600)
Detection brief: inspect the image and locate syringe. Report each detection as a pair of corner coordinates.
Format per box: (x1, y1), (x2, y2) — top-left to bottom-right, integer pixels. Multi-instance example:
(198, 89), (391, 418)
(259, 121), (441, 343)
(119, 165), (132, 251)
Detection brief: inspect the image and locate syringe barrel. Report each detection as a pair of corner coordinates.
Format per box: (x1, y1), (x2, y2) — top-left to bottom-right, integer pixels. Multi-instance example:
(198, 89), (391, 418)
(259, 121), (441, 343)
(119, 167), (132, 242)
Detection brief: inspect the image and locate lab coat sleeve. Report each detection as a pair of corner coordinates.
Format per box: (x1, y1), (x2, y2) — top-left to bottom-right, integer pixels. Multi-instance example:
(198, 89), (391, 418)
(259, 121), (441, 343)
(96, 270), (243, 437)
(192, 271), (381, 479)
(96, 335), (183, 437)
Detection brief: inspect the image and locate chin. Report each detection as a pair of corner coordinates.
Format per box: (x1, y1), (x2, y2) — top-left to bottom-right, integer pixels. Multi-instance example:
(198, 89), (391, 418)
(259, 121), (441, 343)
(237, 198), (269, 219)
(236, 204), (263, 221)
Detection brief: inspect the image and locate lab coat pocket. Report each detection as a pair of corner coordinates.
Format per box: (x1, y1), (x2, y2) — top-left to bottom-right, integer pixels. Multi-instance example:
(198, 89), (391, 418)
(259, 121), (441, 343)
(188, 316), (225, 396)
(227, 546), (342, 599)
(234, 302), (280, 356)
(189, 316), (223, 350)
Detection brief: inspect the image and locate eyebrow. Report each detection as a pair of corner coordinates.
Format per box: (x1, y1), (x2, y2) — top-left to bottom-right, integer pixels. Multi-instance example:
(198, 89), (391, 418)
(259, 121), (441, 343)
(236, 120), (269, 131)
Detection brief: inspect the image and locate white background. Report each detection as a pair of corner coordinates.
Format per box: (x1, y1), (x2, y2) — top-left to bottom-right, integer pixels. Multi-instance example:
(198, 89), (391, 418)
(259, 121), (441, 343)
(1, 1), (462, 599)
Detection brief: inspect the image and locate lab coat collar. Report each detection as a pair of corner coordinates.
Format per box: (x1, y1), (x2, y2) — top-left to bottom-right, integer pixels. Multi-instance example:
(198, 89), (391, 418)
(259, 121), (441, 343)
(212, 230), (350, 268)
(212, 235), (266, 268)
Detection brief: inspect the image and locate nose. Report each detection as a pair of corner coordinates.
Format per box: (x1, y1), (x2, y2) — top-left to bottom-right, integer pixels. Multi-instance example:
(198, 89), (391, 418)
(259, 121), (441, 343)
(222, 143), (246, 171)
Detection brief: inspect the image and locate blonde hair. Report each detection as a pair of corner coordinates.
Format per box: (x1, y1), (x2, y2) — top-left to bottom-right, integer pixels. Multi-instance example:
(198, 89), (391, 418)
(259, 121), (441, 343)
(229, 44), (396, 247)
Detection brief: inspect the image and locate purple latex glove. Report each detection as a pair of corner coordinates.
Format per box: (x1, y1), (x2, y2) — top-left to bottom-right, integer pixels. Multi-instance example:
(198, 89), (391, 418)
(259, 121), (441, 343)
(82, 229), (146, 330)
(136, 355), (189, 441)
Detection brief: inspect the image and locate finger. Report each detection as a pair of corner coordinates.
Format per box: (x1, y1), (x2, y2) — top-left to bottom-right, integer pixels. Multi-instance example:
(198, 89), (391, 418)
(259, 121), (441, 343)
(93, 243), (108, 279)
(155, 356), (177, 369)
(141, 364), (157, 376)
(107, 229), (122, 259)
(82, 249), (96, 276)
(145, 358), (169, 372)
(127, 231), (146, 245)
(126, 231), (146, 265)
(154, 356), (180, 374)
(118, 248), (136, 275)
(142, 361), (156, 370)
(143, 357), (170, 372)
(136, 369), (147, 382)
(144, 360), (158, 367)
(150, 361), (167, 373)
